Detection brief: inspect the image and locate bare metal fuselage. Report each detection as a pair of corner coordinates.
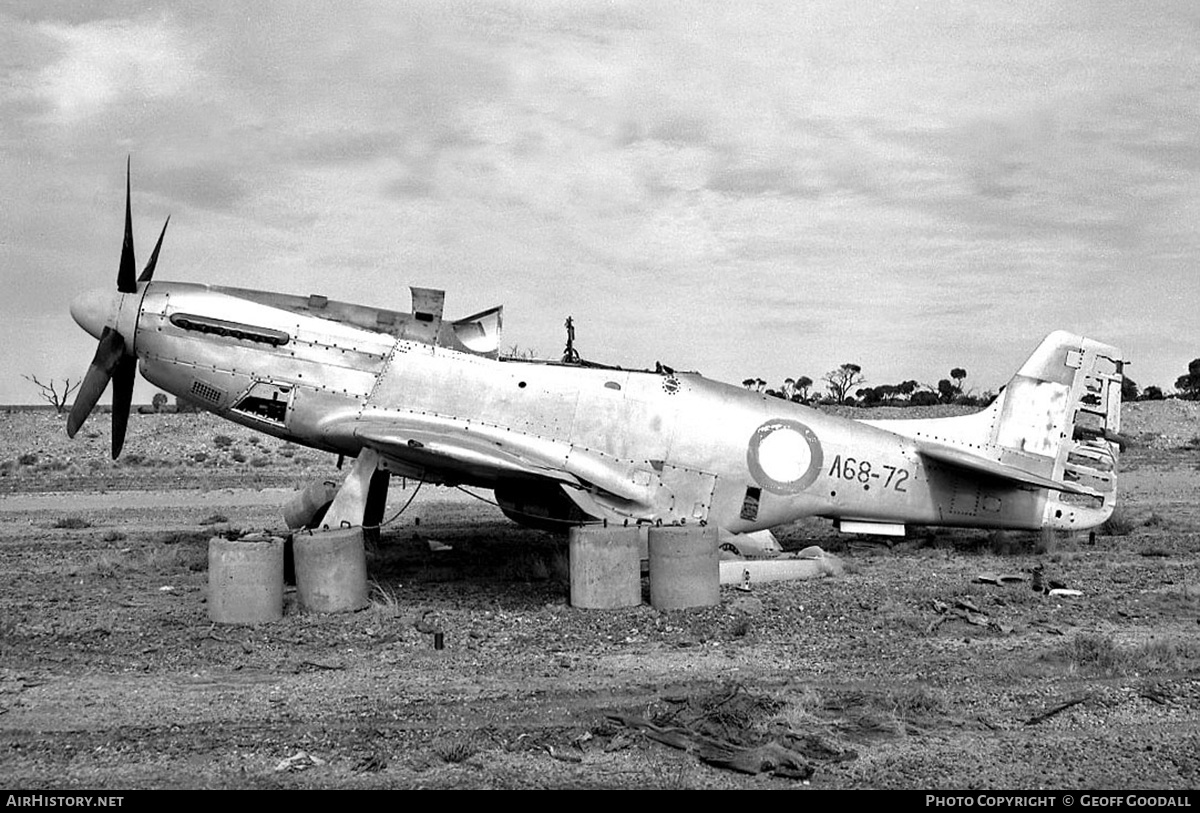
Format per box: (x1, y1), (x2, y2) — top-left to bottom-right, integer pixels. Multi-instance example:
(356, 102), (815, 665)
(127, 281), (1113, 535)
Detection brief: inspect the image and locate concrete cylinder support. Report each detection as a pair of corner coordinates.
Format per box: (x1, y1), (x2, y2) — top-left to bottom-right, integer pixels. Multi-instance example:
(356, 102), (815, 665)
(648, 525), (720, 610)
(208, 535), (284, 624)
(568, 526), (642, 609)
(294, 526), (369, 613)
(283, 480), (339, 530)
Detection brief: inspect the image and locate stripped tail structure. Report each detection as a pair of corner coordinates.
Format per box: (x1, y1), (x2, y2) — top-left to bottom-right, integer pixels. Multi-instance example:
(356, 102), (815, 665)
(867, 331), (1126, 531)
(992, 330), (1125, 529)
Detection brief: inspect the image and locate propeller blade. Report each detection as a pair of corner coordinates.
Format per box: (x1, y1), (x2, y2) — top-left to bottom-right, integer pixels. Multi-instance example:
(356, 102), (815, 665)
(117, 157), (137, 294)
(111, 354), (136, 459)
(66, 327), (126, 438)
(138, 216), (170, 283)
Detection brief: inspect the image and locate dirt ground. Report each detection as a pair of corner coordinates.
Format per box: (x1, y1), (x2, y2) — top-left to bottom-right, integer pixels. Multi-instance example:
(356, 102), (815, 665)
(1, 403), (1198, 789)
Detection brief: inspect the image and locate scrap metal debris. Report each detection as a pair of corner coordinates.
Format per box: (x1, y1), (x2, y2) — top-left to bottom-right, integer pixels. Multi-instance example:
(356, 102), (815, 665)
(928, 597), (1010, 634)
(976, 567), (1079, 598)
(605, 684), (855, 781)
(546, 744), (582, 763)
(1030, 564), (1071, 595)
(274, 750), (326, 772)
(1025, 695), (1090, 726)
(975, 573), (1028, 585)
(608, 713), (813, 780)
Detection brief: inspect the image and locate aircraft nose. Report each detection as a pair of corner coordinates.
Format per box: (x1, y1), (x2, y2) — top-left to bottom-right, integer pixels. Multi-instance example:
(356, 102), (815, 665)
(70, 287), (114, 340)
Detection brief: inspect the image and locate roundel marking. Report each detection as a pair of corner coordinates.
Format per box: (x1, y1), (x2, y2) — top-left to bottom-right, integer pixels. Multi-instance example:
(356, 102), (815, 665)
(746, 419), (823, 495)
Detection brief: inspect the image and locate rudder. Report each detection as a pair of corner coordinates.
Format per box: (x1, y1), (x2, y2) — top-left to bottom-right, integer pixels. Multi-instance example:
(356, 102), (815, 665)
(995, 330), (1125, 529)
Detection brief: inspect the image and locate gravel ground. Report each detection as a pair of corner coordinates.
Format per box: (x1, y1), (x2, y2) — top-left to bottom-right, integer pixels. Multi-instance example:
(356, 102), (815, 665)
(0, 405), (1198, 789)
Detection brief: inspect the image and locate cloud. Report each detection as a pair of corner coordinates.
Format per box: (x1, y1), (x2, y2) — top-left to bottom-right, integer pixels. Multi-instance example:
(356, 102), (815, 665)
(36, 15), (200, 124)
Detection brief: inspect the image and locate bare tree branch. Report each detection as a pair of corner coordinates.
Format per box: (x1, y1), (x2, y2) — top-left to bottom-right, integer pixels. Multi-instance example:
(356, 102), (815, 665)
(22, 375), (81, 414)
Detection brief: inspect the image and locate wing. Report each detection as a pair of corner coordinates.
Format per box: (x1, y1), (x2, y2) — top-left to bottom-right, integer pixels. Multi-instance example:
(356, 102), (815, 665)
(350, 416), (574, 486)
(342, 415), (660, 508)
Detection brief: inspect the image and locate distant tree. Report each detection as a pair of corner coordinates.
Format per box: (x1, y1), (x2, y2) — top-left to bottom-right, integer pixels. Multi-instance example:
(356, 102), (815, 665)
(823, 364), (865, 405)
(950, 368), (967, 394)
(174, 395), (203, 414)
(794, 375), (813, 401)
(937, 379), (957, 404)
(1121, 376), (1139, 402)
(22, 375), (79, 414)
(910, 390), (940, 407)
(897, 380), (919, 399)
(1175, 359), (1200, 400)
(1141, 385), (1165, 401)
(742, 378), (755, 390)
(152, 393), (168, 412)
(755, 378), (767, 393)
(503, 344), (539, 360)
(855, 387), (878, 406)
(857, 383), (902, 406)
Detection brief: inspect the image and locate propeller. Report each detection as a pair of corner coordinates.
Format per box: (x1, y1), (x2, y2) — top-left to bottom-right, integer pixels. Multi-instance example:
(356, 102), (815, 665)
(67, 158), (168, 458)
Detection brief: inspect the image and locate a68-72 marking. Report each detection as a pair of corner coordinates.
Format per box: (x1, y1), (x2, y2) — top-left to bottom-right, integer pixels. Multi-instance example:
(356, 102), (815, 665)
(828, 455), (909, 491)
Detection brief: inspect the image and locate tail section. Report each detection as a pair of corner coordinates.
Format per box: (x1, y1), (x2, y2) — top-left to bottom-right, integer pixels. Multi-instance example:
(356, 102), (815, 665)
(996, 330), (1124, 528)
(864, 331), (1126, 530)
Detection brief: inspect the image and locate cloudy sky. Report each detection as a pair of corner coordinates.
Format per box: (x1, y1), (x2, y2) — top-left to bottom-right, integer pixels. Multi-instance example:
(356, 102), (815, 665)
(2, 0), (1198, 407)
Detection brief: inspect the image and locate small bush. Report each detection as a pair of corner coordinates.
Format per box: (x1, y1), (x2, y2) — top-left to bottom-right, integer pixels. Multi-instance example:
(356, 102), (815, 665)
(987, 530), (1024, 555)
(1056, 633), (1200, 677)
(18, 453), (38, 466)
(888, 685), (946, 721)
(101, 530), (127, 542)
(503, 551), (550, 582)
(250, 456), (270, 468)
(212, 435), (234, 449)
(1061, 633), (1122, 675)
(198, 513), (229, 526)
(433, 740), (476, 764)
(192, 451), (208, 463)
(87, 552), (121, 579)
(53, 517), (91, 529)
(231, 450), (247, 463)
(1143, 511), (1168, 528)
(369, 582), (401, 617)
(157, 530), (210, 546)
(1101, 508), (1136, 537)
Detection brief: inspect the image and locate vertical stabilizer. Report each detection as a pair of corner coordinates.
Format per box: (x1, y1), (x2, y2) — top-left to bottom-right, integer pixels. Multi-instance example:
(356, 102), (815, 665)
(994, 331), (1124, 528)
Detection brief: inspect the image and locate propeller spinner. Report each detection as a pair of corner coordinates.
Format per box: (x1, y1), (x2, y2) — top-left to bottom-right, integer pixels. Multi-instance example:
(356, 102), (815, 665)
(67, 159), (169, 458)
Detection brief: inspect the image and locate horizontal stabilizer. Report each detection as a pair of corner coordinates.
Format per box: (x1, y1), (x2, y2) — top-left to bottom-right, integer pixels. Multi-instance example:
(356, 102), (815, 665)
(915, 440), (1092, 496)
